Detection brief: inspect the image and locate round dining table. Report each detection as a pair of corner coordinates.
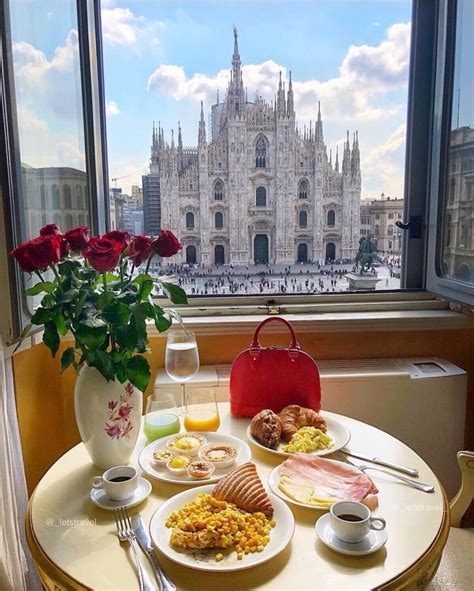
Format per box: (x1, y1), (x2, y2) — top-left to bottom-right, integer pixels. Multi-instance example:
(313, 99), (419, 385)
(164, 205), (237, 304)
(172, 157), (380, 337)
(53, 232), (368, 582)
(26, 403), (449, 590)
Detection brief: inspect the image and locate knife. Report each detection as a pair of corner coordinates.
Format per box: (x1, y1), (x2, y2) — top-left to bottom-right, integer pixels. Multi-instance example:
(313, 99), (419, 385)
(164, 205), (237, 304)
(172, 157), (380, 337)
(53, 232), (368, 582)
(132, 513), (176, 591)
(341, 448), (419, 477)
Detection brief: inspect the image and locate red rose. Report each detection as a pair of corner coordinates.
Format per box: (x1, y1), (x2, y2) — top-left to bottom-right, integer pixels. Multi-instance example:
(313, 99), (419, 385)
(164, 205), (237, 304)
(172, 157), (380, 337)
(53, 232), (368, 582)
(83, 237), (122, 272)
(10, 242), (38, 272)
(40, 223), (69, 257)
(40, 224), (61, 236)
(26, 235), (62, 269)
(151, 230), (182, 257)
(127, 235), (153, 266)
(65, 226), (90, 251)
(102, 230), (131, 250)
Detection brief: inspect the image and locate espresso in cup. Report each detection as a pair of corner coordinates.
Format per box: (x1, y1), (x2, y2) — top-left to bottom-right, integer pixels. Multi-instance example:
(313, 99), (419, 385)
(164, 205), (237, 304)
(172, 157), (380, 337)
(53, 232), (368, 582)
(330, 501), (385, 543)
(91, 466), (138, 501)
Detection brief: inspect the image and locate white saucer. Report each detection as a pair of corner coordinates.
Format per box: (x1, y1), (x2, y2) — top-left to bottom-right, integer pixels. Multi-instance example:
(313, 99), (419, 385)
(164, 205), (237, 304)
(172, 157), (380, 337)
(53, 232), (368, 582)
(315, 513), (388, 556)
(90, 477), (152, 511)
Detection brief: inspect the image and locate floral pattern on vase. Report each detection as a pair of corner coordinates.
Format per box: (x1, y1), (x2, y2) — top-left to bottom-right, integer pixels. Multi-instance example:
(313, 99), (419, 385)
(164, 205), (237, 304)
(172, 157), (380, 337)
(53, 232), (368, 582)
(75, 366), (142, 469)
(104, 383), (135, 440)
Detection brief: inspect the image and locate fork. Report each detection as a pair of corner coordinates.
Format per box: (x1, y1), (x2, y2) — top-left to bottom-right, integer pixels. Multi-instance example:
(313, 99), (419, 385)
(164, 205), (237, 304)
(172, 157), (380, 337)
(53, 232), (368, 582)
(114, 507), (158, 591)
(335, 452), (435, 493)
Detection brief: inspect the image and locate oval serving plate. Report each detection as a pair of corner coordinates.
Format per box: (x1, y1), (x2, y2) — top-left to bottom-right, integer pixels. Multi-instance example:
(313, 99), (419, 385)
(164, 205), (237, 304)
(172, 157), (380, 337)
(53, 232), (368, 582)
(246, 412), (351, 458)
(139, 432), (251, 485)
(149, 484), (295, 572)
(267, 464), (333, 511)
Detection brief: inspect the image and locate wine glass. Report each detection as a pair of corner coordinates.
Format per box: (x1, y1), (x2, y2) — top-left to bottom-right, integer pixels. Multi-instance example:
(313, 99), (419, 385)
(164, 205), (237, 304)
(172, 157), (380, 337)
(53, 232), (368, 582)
(144, 391), (180, 441)
(165, 329), (199, 413)
(184, 388), (220, 432)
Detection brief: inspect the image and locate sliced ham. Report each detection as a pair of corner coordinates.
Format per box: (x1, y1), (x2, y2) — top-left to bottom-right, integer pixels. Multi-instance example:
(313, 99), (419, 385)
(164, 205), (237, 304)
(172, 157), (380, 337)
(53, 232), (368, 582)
(279, 454), (378, 502)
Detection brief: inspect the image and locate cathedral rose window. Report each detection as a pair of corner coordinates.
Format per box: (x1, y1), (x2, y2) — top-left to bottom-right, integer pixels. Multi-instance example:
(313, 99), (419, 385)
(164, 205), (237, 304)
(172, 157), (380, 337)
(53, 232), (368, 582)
(255, 137), (267, 168)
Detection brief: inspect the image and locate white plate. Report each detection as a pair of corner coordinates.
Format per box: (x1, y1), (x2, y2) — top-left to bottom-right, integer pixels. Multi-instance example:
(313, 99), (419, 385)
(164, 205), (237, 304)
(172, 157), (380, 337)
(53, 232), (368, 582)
(149, 484), (295, 572)
(139, 432), (252, 485)
(89, 477), (152, 511)
(267, 464), (333, 510)
(315, 513), (388, 556)
(246, 412), (351, 458)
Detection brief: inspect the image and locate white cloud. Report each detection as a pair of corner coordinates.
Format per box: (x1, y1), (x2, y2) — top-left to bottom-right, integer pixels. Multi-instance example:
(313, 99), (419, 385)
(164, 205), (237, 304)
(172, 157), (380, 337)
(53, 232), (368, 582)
(17, 107), (85, 170)
(147, 22), (411, 124)
(106, 100), (120, 117)
(107, 156), (149, 195)
(101, 8), (164, 47)
(13, 29), (82, 119)
(362, 123), (407, 199)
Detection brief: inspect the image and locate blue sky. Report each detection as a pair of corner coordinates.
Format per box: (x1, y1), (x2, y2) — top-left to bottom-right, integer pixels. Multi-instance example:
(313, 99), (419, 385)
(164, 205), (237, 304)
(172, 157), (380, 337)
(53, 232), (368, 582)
(11, 0), (414, 199)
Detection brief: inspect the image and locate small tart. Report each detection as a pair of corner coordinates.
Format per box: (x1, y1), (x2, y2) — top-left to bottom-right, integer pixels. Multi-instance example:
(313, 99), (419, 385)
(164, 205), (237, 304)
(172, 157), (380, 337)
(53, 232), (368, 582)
(166, 434), (207, 457)
(199, 444), (238, 469)
(187, 460), (215, 480)
(153, 449), (176, 467)
(166, 454), (191, 474)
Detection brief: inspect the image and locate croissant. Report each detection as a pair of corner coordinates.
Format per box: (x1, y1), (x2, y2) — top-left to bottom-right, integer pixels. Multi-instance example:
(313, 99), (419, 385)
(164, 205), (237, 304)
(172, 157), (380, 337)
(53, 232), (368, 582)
(250, 409), (282, 449)
(213, 462), (274, 517)
(279, 405), (327, 442)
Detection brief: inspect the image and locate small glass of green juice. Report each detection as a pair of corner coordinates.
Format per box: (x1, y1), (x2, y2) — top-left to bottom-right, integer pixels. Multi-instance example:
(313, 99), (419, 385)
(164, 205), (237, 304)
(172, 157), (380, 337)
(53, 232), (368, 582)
(144, 392), (180, 441)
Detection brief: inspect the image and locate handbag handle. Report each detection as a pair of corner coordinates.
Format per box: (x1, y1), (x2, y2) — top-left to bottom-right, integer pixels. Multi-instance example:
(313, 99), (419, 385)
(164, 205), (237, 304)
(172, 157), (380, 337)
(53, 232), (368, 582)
(250, 317), (300, 354)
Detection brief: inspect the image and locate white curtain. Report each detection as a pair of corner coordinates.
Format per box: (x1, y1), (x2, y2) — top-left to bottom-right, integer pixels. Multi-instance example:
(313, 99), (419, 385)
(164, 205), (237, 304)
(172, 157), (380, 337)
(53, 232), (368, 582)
(0, 339), (41, 591)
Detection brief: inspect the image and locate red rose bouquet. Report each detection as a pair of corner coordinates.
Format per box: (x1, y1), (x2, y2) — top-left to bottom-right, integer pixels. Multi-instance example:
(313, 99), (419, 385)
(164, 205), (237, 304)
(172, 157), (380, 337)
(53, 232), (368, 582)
(10, 226), (185, 392)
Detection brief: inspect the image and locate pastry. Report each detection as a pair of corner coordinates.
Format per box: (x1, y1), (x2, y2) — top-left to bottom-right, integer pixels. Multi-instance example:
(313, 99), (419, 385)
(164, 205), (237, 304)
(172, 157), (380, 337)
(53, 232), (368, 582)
(166, 434), (207, 457)
(213, 462), (274, 517)
(250, 409), (282, 449)
(187, 460), (215, 480)
(279, 405), (327, 442)
(199, 444), (238, 468)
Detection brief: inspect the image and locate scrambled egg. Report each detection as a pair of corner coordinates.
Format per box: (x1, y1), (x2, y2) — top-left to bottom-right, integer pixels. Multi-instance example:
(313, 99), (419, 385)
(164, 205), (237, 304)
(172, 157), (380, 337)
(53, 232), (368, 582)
(166, 493), (276, 560)
(282, 426), (333, 453)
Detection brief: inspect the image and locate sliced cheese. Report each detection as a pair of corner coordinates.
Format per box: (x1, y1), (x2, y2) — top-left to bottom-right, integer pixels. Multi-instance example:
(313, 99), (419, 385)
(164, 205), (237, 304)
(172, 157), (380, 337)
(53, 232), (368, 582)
(278, 476), (336, 508)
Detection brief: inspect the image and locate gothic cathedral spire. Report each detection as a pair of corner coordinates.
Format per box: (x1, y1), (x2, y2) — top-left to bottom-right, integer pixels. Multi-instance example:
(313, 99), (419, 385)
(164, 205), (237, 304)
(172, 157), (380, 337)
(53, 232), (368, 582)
(198, 101), (207, 146)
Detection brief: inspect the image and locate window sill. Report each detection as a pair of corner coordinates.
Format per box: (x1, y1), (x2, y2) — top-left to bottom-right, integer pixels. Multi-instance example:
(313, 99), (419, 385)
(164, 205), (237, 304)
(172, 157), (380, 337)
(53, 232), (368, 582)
(5, 295), (473, 358)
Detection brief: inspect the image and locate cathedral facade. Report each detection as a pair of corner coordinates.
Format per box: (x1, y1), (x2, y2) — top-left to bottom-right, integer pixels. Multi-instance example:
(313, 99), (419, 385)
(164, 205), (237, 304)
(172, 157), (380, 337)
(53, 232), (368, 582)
(153, 29), (361, 265)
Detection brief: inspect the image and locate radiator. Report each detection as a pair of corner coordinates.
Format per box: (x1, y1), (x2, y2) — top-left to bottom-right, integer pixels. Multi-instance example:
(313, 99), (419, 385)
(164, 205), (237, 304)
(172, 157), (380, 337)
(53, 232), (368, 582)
(155, 357), (467, 498)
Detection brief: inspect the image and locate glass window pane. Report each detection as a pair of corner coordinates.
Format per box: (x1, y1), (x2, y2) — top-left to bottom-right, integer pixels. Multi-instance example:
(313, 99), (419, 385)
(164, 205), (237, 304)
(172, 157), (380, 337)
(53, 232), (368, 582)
(440, 0), (474, 285)
(9, 0), (90, 242)
(103, 1), (412, 295)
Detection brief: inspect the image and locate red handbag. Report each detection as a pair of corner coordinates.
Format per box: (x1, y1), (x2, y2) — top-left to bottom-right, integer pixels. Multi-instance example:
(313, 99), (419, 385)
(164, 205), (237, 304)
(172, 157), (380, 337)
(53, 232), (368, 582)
(230, 317), (321, 417)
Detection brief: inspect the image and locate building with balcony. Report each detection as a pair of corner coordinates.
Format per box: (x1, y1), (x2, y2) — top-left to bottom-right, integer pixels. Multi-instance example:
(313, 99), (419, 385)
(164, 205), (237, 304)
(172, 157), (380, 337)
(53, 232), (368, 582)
(360, 194), (404, 254)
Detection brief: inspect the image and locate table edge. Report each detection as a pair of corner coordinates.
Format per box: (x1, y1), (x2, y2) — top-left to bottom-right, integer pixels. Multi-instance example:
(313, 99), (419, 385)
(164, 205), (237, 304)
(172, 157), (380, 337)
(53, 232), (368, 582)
(26, 474), (451, 591)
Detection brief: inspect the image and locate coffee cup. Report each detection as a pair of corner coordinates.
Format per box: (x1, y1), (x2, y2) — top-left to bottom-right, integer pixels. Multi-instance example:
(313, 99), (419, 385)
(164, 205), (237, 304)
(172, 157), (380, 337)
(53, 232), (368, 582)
(330, 501), (386, 543)
(91, 466), (138, 501)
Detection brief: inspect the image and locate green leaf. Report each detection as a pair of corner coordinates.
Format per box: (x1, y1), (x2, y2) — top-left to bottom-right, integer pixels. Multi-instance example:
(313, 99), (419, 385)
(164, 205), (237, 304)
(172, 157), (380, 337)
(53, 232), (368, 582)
(60, 347), (75, 372)
(40, 293), (56, 309)
(31, 308), (51, 325)
(25, 281), (57, 296)
(56, 288), (79, 304)
(90, 350), (115, 381)
(154, 313), (172, 333)
(75, 290), (88, 319)
(81, 316), (107, 329)
(115, 361), (127, 383)
(116, 291), (137, 305)
(102, 302), (132, 325)
(115, 315), (147, 352)
(161, 282), (188, 305)
(58, 260), (81, 275)
(105, 273), (120, 282)
(97, 291), (115, 309)
(125, 355), (151, 392)
(138, 280), (154, 301)
(43, 320), (60, 357)
(53, 313), (69, 336)
(132, 273), (153, 286)
(76, 323), (107, 349)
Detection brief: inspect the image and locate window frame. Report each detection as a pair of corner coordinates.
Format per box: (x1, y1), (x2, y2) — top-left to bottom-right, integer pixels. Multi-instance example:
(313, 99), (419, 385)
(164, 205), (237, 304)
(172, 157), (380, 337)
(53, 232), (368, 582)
(1, 0), (472, 345)
(0, 0), (110, 343)
(425, 0), (474, 303)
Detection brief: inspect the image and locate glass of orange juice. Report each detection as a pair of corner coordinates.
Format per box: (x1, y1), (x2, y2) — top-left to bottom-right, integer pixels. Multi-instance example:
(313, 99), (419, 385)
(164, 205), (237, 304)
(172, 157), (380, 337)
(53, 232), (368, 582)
(184, 389), (220, 432)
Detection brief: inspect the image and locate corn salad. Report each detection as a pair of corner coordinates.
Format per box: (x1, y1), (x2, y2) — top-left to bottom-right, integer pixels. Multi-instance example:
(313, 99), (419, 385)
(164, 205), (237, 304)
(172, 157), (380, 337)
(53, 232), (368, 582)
(165, 494), (276, 560)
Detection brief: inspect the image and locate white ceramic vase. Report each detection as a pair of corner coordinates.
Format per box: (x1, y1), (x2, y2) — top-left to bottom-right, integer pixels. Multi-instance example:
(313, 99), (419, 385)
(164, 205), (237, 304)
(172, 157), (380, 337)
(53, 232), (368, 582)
(74, 366), (142, 469)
